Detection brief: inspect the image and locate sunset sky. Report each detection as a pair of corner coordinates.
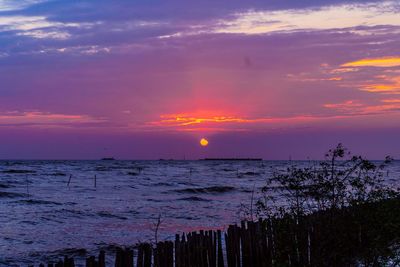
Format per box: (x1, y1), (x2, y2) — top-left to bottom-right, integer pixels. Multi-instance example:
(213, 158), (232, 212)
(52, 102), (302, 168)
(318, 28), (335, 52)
(0, 0), (399, 159)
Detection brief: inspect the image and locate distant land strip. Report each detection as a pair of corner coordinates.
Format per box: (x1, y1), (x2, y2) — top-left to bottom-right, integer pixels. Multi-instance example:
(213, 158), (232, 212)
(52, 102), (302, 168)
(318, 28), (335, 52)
(201, 158), (263, 161)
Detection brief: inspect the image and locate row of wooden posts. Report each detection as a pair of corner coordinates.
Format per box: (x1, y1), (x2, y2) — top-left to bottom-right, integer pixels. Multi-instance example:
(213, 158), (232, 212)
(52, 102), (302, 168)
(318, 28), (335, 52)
(30, 219), (313, 267)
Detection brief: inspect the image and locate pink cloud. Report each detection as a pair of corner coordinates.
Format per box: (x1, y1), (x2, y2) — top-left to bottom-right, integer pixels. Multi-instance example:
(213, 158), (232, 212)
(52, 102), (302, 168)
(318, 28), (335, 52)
(324, 99), (400, 115)
(0, 111), (105, 128)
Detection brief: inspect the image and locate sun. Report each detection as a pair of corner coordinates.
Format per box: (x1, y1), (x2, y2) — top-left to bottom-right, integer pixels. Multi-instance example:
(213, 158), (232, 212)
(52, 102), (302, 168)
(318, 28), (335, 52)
(200, 138), (209, 147)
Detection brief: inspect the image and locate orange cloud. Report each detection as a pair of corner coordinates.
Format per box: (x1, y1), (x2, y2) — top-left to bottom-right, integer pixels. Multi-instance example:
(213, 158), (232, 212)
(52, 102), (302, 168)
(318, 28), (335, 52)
(361, 76), (400, 93)
(155, 114), (255, 127)
(382, 99), (400, 103)
(148, 112), (325, 132)
(327, 77), (343, 81)
(341, 56), (400, 68)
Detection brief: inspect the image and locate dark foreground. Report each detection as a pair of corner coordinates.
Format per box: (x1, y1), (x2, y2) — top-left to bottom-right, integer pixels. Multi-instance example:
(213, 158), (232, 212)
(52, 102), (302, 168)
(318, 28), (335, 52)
(24, 197), (400, 267)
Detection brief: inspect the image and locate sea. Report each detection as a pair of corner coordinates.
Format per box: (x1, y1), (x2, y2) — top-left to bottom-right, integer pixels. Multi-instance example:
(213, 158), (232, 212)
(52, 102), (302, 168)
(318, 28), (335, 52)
(0, 160), (399, 266)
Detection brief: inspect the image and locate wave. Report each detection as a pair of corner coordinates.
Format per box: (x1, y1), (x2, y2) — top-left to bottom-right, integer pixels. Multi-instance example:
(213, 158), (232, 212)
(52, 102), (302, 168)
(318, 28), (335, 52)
(97, 211), (128, 220)
(38, 247), (88, 261)
(0, 183), (12, 188)
(174, 186), (235, 194)
(56, 208), (86, 218)
(152, 182), (173, 187)
(2, 169), (36, 174)
(50, 172), (67, 176)
(240, 171), (259, 176)
(16, 199), (62, 205)
(178, 196), (210, 202)
(0, 191), (28, 198)
(95, 166), (110, 171)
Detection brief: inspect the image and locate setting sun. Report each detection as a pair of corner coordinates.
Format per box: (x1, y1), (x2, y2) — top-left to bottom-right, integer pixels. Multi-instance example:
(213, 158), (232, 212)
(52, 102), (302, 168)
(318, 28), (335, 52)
(200, 138), (209, 147)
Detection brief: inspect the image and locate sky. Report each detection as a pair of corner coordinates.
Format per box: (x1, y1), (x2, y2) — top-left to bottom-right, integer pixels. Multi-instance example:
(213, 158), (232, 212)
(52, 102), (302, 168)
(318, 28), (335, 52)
(0, 0), (399, 160)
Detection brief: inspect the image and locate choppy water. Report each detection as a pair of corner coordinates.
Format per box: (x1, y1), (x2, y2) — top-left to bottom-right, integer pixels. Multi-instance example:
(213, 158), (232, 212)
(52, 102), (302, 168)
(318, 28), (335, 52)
(0, 160), (399, 266)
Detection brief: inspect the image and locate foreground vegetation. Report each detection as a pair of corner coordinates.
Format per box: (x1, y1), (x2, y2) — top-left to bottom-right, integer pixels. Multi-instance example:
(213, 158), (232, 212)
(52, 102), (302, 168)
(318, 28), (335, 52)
(246, 144), (400, 266)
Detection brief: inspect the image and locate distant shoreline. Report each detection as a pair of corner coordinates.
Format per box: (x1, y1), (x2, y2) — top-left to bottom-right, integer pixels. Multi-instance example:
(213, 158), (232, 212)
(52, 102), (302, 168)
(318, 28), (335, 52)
(201, 158), (263, 161)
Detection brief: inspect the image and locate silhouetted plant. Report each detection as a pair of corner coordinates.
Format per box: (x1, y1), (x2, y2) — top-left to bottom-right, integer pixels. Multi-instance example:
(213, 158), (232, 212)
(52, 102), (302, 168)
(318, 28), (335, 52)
(257, 143), (398, 218)
(253, 144), (400, 266)
(311, 144), (394, 210)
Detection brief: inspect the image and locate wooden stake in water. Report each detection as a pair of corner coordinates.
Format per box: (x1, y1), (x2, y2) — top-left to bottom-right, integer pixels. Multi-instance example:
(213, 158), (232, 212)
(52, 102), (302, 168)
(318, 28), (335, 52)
(67, 174), (72, 187)
(26, 175), (30, 197)
(94, 175), (97, 188)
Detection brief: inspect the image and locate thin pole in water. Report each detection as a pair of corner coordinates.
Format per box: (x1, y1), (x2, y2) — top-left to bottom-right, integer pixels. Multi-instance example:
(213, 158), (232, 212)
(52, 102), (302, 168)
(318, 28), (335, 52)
(94, 175), (97, 188)
(67, 174), (72, 187)
(26, 175), (30, 197)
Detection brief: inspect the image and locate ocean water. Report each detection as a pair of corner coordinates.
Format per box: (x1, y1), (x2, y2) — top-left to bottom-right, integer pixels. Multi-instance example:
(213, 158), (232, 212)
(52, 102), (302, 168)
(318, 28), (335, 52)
(0, 160), (399, 266)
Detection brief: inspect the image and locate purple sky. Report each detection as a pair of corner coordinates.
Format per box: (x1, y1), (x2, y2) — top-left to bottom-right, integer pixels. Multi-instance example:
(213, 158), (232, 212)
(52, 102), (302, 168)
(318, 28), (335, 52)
(0, 0), (400, 159)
